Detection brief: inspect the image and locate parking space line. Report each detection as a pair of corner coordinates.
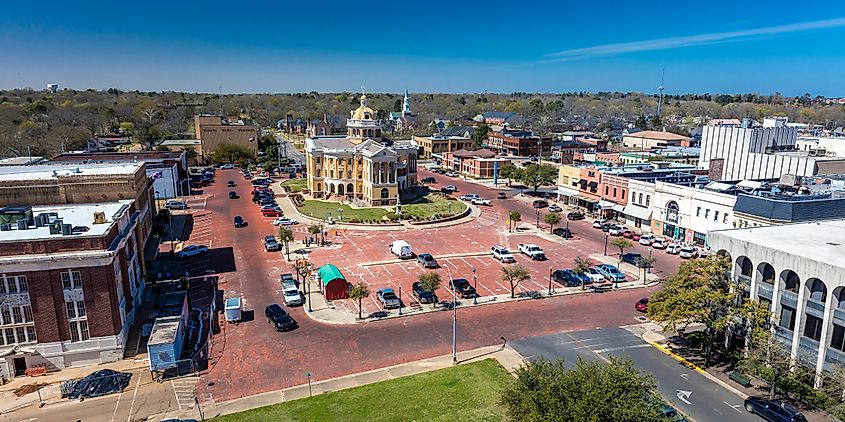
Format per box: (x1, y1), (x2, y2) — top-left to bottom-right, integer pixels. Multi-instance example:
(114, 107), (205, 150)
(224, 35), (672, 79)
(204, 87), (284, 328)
(369, 296), (383, 311)
(525, 278), (547, 291)
(381, 265), (392, 276)
(477, 281), (496, 296)
(472, 256), (490, 267)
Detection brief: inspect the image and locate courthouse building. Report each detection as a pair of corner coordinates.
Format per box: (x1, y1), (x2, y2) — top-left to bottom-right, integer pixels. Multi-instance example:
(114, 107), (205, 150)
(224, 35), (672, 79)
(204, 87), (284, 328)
(305, 95), (418, 206)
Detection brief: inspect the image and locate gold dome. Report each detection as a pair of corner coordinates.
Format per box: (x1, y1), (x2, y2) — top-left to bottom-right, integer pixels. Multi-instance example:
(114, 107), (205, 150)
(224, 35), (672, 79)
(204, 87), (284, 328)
(351, 94), (375, 120)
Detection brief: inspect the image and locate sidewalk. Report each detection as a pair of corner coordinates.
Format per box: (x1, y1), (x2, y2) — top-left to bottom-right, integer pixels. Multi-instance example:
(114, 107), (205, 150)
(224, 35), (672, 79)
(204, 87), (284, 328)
(152, 345), (525, 421)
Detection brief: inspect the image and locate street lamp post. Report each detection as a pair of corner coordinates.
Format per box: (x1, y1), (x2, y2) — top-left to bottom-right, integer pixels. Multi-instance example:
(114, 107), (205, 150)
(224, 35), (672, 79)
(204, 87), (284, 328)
(398, 285), (403, 315)
(536, 209), (540, 227)
(446, 266), (457, 365)
(472, 267), (477, 305)
(604, 233), (609, 256)
(548, 267), (553, 295)
(305, 372), (313, 397)
(338, 208), (343, 222)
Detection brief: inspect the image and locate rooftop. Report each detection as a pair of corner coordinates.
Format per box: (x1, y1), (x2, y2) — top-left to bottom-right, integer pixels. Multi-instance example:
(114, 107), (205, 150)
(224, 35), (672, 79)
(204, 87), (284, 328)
(0, 162), (143, 182)
(0, 200), (132, 243)
(624, 130), (690, 141)
(0, 156), (46, 166)
(711, 220), (845, 269)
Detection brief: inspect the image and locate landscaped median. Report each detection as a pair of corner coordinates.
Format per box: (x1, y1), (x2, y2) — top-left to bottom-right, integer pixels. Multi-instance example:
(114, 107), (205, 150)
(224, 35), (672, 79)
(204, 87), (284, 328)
(295, 194), (468, 224)
(210, 359), (512, 422)
(280, 178), (307, 193)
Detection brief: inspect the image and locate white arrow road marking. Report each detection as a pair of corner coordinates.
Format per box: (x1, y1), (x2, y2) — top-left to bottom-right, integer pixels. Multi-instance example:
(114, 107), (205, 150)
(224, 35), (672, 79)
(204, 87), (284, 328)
(676, 390), (692, 405)
(680, 373), (689, 380)
(724, 401), (743, 413)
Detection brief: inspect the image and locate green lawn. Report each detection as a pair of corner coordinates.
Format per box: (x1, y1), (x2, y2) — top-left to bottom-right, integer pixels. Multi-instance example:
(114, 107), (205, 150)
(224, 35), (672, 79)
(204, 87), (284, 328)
(280, 178), (307, 192)
(403, 194), (468, 219)
(299, 200), (388, 221)
(212, 359), (511, 422)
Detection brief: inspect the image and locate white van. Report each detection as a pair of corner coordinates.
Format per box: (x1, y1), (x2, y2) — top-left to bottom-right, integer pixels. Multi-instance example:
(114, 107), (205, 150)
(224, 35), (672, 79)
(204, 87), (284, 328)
(390, 240), (413, 259)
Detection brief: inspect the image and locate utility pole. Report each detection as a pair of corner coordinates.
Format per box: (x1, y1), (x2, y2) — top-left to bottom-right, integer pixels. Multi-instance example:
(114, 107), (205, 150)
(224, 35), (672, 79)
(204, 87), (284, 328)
(657, 68), (665, 118)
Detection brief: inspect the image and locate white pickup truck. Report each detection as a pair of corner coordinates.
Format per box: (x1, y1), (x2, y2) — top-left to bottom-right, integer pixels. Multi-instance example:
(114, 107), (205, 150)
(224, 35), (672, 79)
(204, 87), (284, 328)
(518, 243), (546, 260)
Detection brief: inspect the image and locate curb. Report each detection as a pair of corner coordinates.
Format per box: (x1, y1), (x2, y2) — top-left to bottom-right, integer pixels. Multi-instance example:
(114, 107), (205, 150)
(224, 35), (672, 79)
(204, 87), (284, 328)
(644, 337), (749, 399)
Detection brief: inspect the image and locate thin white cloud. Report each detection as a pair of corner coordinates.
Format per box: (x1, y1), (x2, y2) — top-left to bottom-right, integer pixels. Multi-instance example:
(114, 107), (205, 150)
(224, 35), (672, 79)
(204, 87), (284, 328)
(544, 17), (845, 62)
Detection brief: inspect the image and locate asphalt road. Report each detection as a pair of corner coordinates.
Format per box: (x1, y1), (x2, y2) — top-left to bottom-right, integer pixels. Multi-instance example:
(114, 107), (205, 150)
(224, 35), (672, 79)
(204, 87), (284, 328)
(274, 133), (305, 165)
(511, 328), (758, 422)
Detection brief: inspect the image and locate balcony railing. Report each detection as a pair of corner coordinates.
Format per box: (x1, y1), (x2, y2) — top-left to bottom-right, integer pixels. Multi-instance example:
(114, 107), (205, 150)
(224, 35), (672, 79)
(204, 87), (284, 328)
(834, 308), (845, 324)
(781, 290), (798, 309)
(736, 274), (752, 288)
(806, 299), (825, 317)
(798, 336), (820, 362)
(774, 327), (794, 346)
(757, 282), (774, 300)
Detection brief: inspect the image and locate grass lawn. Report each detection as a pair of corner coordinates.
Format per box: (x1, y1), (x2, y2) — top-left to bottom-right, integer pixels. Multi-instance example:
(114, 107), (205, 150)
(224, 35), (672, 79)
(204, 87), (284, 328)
(280, 178), (307, 192)
(212, 359), (512, 422)
(403, 194), (468, 219)
(299, 200), (388, 221)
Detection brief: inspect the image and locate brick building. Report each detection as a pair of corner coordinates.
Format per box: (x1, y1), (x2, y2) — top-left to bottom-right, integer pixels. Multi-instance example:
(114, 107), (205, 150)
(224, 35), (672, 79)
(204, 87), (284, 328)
(194, 115), (258, 162)
(486, 129), (552, 157)
(442, 149), (510, 178)
(0, 200), (144, 377)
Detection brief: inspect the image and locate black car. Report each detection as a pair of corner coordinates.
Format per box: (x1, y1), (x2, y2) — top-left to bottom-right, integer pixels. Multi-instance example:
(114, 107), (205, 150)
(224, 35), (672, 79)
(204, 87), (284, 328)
(450, 278), (476, 298)
(532, 199), (548, 208)
(258, 197), (278, 206)
(227, 180), (236, 187)
(421, 177), (436, 183)
(552, 269), (589, 287)
(601, 223), (612, 232)
(552, 227), (572, 238)
(411, 281), (438, 304)
(744, 397), (806, 422)
(566, 211), (585, 220)
(252, 193), (273, 203)
(228, 191), (239, 199)
(621, 253), (643, 267)
(233, 216), (246, 227)
(265, 304), (297, 331)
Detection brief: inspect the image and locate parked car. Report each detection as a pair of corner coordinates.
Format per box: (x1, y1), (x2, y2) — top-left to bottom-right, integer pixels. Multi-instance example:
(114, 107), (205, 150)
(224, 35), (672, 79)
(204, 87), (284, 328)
(659, 404), (689, 422)
(744, 396), (807, 422)
(666, 243), (682, 254)
(552, 269), (590, 287)
(631, 233), (641, 241)
(584, 267), (606, 283)
(377, 288), (401, 309)
(608, 225), (625, 236)
(601, 223), (612, 232)
(228, 191), (239, 199)
(445, 171), (459, 177)
(635, 297), (649, 312)
(262, 208), (283, 217)
(411, 282), (438, 304)
(652, 238), (667, 249)
(497, 192), (507, 199)
(450, 278), (476, 298)
(260, 205), (281, 212)
(638, 234), (655, 246)
(696, 247), (713, 258)
(552, 227), (572, 238)
(417, 253), (438, 268)
(421, 176), (436, 183)
(258, 197), (278, 206)
(679, 247), (698, 259)
(548, 204), (562, 213)
(233, 216), (246, 228)
(166, 200), (187, 210)
(441, 185), (457, 193)
(263, 235), (281, 252)
(491, 245), (516, 263)
(622, 230), (634, 238)
(471, 198), (492, 206)
(272, 217), (299, 226)
(518, 243), (546, 260)
(532, 199), (548, 208)
(621, 253), (643, 267)
(243, 173), (253, 180)
(592, 220), (606, 228)
(227, 180), (236, 187)
(596, 264), (626, 282)
(567, 211), (585, 220)
(175, 245), (208, 258)
(282, 285), (302, 306)
(265, 304), (297, 331)
(459, 194), (480, 201)
(221, 164), (235, 169)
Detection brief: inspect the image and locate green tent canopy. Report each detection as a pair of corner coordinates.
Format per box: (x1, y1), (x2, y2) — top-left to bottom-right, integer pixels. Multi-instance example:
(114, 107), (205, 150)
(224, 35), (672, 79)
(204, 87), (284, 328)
(317, 264), (349, 300)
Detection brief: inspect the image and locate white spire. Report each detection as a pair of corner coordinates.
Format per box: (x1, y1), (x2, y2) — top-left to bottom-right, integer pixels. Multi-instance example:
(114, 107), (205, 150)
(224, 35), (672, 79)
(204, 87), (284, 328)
(402, 89), (411, 115)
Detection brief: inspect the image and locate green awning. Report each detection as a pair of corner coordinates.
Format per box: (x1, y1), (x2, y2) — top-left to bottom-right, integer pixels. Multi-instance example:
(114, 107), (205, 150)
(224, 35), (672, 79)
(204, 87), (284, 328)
(318, 264), (345, 285)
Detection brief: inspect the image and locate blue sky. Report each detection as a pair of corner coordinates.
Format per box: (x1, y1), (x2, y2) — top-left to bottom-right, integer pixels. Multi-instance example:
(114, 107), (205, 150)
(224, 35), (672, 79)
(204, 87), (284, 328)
(2, 0), (844, 95)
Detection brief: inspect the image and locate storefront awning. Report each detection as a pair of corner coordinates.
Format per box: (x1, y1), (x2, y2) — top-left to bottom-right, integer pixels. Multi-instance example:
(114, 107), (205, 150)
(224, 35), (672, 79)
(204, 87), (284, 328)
(577, 196), (598, 204)
(622, 204), (653, 221)
(557, 186), (579, 196)
(612, 204), (625, 212)
(597, 200), (616, 209)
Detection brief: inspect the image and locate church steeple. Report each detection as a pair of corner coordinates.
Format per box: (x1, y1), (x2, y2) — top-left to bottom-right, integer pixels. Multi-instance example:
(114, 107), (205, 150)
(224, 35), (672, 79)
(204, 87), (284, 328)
(402, 89), (411, 116)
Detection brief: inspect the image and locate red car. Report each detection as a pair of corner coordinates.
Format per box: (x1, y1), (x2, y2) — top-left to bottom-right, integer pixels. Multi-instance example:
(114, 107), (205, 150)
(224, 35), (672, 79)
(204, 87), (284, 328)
(261, 209), (283, 217)
(622, 230), (634, 238)
(631, 233), (641, 241)
(635, 297), (649, 312)
(252, 187), (272, 195)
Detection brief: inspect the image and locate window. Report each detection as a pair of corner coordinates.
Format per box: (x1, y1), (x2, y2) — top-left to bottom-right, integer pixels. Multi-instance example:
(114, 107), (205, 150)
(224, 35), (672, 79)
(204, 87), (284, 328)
(779, 306), (796, 330)
(804, 314), (824, 341)
(23, 306), (32, 322)
(605, 186), (609, 196)
(613, 187), (617, 197)
(11, 307), (21, 324)
(833, 325), (845, 352)
(696, 207), (701, 217)
(69, 320), (89, 342)
(704, 209), (710, 219)
(638, 193), (643, 204)
(62, 271), (82, 289)
(621, 190), (626, 200)
(723, 214), (729, 224)
(0, 275), (27, 293)
(645, 195), (650, 206)
(0, 306), (36, 345)
(714, 211), (719, 221)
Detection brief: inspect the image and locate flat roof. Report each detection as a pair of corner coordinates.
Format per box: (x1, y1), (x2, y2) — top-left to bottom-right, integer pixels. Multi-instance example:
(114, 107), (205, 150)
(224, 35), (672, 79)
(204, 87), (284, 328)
(0, 156), (46, 165)
(0, 200), (132, 243)
(712, 220), (845, 269)
(0, 163), (143, 181)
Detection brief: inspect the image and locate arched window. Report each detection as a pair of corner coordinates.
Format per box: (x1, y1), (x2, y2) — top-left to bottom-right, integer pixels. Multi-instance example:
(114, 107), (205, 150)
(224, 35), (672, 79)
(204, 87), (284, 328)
(645, 195), (650, 206)
(665, 201), (679, 223)
(808, 279), (827, 302)
(380, 188), (389, 199)
(638, 193), (643, 204)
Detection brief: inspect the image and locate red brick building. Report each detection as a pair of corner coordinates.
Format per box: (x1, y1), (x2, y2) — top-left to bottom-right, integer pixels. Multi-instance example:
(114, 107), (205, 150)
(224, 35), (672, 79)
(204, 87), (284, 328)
(486, 129), (552, 157)
(442, 149), (511, 178)
(0, 200), (144, 377)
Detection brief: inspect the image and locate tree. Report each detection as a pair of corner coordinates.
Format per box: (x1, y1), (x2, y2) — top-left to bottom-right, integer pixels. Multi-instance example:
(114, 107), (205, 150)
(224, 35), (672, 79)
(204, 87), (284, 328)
(647, 256), (745, 365)
(182, 146), (198, 161)
(573, 256), (591, 290)
(500, 357), (662, 422)
(635, 114), (648, 129)
(277, 227), (295, 261)
(637, 255), (656, 284)
(418, 272), (442, 292)
(498, 164), (521, 186)
(610, 237), (633, 261)
(348, 282), (371, 320)
(517, 164), (557, 193)
(508, 210), (521, 232)
(308, 224), (323, 245)
(472, 123), (491, 148)
(502, 265), (530, 298)
(209, 142), (255, 164)
(544, 212), (561, 233)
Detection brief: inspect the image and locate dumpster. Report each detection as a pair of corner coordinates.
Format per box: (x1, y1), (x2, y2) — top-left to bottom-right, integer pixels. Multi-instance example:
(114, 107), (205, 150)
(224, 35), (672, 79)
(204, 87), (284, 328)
(225, 297), (242, 323)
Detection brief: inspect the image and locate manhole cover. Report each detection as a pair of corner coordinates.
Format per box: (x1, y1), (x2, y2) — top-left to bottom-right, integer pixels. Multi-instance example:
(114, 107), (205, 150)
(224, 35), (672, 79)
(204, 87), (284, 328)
(634, 316), (649, 322)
